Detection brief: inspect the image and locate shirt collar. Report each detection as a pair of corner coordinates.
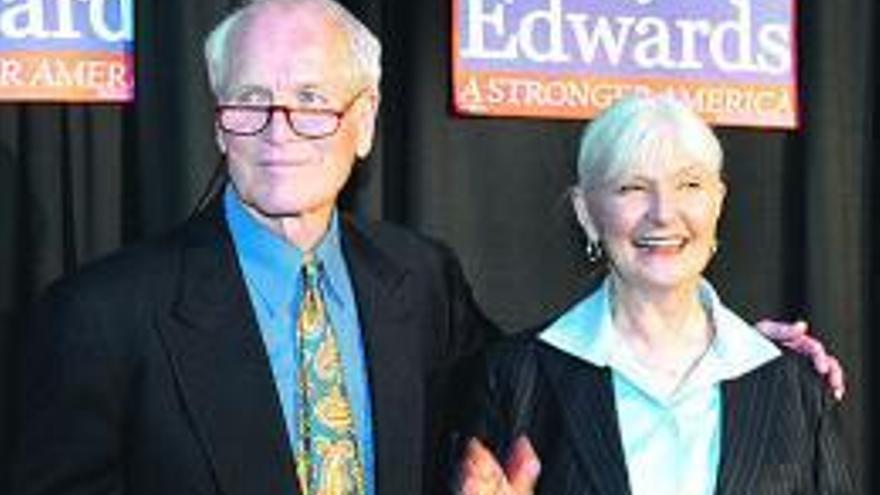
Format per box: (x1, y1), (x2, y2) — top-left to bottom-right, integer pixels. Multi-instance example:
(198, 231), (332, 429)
(539, 278), (618, 365)
(697, 281), (782, 379)
(539, 278), (780, 380)
(224, 186), (349, 313)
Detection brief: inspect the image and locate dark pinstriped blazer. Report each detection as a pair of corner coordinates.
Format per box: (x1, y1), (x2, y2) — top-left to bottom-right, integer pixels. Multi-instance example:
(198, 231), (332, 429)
(466, 333), (856, 494)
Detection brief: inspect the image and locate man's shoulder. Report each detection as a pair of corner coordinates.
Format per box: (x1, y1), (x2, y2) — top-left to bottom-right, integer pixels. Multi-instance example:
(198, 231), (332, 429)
(341, 216), (460, 267)
(343, 216), (445, 247)
(40, 215), (213, 308)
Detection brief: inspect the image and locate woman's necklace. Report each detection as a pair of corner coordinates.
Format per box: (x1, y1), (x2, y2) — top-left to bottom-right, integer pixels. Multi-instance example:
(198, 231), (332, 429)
(611, 287), (716, 395)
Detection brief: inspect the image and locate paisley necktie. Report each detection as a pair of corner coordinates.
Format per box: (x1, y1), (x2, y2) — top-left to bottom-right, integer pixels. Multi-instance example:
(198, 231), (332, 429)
(294, 254), (365, 495)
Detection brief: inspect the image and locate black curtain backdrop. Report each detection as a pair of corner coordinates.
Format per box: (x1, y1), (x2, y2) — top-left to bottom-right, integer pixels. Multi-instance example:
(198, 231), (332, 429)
(1, 0), (876, 490)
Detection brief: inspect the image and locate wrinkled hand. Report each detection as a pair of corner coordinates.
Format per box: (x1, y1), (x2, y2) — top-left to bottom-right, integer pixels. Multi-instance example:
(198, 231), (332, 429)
(756, 319), (845, 400)
(458, 436), (541, 495)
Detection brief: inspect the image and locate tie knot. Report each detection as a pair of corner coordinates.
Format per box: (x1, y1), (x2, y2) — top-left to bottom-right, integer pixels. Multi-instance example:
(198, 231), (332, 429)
(301, 253), (322, 289)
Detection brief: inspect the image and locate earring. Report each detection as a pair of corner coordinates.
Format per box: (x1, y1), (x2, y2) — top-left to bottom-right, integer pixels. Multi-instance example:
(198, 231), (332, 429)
(586, 239), (604, 263)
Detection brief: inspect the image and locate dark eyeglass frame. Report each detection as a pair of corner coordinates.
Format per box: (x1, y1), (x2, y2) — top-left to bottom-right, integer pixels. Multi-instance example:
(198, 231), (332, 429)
(215, 87), (369, 139)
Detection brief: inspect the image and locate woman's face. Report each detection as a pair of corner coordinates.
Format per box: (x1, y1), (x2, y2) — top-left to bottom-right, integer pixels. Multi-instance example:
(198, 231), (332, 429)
(575, 157), (726, 294)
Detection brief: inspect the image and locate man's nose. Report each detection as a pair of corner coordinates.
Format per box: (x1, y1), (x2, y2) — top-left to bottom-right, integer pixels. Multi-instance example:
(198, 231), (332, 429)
(263, 108), (297, 143)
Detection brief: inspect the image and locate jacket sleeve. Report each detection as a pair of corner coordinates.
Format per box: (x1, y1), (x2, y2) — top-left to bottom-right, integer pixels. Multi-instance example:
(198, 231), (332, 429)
(434, 241), (501, 367)
(9, 282), (128, 495)
(814, 393), (858, 494)
(453, 339), (532, 480)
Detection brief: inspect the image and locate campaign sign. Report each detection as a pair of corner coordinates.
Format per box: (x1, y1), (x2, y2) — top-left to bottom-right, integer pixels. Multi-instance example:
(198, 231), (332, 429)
(0, 0), (133, 102)
(453, 0), (798, 128)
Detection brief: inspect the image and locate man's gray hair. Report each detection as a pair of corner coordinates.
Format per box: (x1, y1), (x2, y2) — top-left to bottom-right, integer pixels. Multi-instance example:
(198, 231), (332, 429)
(204, 0), (382, 98)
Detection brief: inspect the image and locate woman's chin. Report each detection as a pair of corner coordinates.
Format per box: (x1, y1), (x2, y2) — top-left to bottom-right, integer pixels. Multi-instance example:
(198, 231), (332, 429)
(616, 269), (703, 294)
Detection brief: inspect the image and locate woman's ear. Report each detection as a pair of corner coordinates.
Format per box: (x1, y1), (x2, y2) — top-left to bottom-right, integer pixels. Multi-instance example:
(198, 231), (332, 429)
(716, 179), (727, 215)
(571, 187), (599, 241)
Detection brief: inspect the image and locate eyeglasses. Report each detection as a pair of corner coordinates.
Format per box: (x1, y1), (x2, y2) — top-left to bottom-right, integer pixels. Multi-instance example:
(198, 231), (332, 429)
(216, 88), (368, 139)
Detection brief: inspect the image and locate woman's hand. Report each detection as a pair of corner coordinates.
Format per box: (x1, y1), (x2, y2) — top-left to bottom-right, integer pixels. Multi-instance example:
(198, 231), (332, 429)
(756, 319), (845, 399)
(457, 436), (540, 495)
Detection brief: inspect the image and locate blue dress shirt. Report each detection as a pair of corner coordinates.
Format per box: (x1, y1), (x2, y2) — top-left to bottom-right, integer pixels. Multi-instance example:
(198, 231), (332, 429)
(224, 187), (375, 494)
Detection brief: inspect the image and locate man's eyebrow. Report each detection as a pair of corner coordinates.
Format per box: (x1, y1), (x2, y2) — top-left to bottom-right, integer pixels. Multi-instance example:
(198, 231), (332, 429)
(294, 84), (332, 104)
(227, 85), (273, 102)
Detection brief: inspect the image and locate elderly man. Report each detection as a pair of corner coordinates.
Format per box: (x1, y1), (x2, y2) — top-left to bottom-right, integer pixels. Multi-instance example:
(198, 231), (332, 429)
(11, 1), (494, 494)
(9, 1), (842, 495)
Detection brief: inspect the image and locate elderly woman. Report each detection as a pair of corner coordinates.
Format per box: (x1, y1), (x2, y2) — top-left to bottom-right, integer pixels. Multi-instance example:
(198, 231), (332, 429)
(458, 95), (854, 495)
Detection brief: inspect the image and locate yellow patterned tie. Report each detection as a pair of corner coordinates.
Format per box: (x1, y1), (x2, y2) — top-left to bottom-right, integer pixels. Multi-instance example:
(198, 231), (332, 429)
(294, 254), (365, 495)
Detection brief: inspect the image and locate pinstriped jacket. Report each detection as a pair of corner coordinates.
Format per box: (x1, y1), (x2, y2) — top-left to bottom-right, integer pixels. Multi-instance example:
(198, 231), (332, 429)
(466, 333), (856, 494)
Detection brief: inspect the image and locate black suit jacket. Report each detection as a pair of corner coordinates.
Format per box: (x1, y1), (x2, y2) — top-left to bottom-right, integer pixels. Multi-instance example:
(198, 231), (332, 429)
(467, 334), (856, 495)
(10, 202), (495, 495)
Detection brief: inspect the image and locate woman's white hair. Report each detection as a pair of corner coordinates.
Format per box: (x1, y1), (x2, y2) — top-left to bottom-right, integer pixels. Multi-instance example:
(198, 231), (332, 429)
(576, 94), (723, 190)
(203, 0), (382, 98)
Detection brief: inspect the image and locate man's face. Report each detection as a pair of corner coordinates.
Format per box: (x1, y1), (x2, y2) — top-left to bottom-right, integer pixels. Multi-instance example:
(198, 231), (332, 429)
(217, 3), (377, 222)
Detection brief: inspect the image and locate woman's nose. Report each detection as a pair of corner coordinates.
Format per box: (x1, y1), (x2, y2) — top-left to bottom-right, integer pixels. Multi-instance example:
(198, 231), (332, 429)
(647, 188), (677, 223)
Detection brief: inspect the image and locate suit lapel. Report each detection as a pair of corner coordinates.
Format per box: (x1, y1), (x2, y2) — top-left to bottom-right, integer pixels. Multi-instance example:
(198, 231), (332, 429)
(341, 219), (418, 494)
(715, 365), (780, 495)
(157, 206), (298, 495)
(539, 347), (632, 494)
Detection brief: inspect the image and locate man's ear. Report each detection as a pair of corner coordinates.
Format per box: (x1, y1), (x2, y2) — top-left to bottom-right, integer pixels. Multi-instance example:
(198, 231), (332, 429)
(354, 89), (380, 159)
(571, 187), (600, 241)
(215, 123), (228, 155)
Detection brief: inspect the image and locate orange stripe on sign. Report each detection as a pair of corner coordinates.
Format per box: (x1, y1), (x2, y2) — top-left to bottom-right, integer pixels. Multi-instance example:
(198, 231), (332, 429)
(0, 51), (134, 102)
(453, 71), (797, 129)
